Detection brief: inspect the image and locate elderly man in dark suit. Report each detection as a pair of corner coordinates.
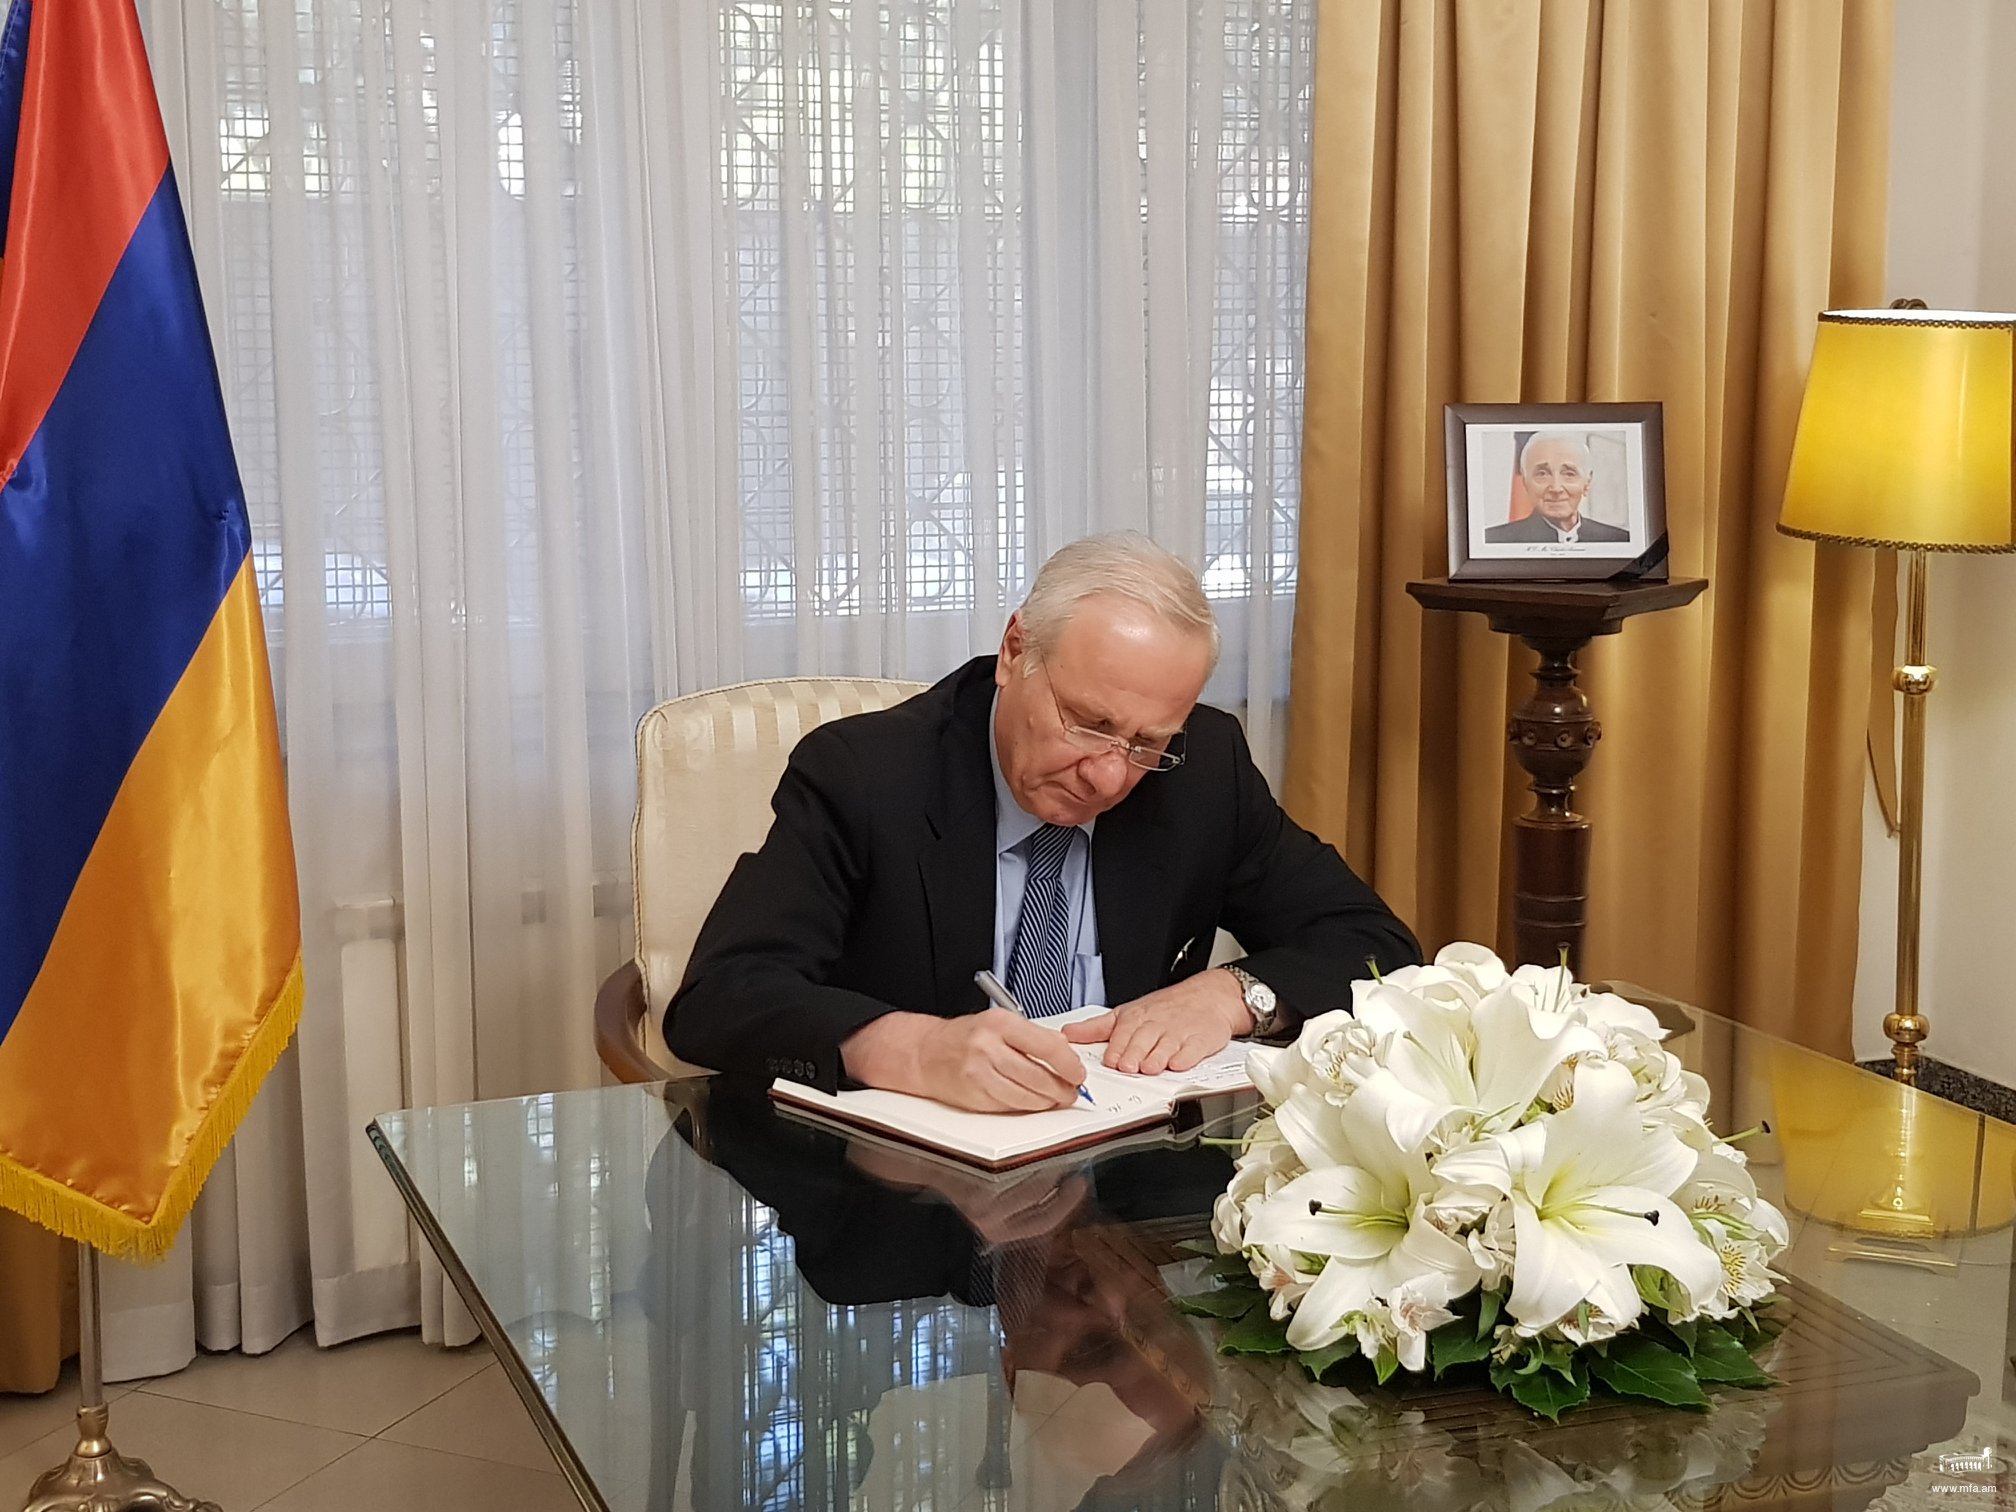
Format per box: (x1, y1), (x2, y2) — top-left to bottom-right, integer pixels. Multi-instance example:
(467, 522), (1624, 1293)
(668, 532), (1419, 1112)
(1484, 430), (1632, 544)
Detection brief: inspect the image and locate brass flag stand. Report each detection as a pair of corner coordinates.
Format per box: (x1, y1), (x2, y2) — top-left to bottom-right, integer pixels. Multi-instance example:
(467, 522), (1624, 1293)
(21, 1247), (219, 1512)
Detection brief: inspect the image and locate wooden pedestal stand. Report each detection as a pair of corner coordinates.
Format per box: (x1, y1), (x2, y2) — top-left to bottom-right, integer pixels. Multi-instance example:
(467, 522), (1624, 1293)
(1405, 577), (1707, 974)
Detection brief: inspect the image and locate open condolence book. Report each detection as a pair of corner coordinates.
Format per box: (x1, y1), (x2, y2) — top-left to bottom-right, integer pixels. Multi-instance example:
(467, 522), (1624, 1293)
(770, 1008), (1255, 1170)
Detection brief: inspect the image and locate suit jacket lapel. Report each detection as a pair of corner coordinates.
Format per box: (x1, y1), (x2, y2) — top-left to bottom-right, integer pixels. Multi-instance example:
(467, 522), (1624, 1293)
(1092, 791), (1179, 1005)
(920, 663), (998, 1013)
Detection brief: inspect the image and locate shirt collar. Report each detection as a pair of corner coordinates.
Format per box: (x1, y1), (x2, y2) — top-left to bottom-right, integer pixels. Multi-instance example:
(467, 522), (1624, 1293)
(990, 689), (1095, 855)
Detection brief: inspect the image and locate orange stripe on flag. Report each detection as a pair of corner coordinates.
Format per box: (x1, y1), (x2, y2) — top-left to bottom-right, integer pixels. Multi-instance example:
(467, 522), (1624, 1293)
(0, 560), (300, 1258)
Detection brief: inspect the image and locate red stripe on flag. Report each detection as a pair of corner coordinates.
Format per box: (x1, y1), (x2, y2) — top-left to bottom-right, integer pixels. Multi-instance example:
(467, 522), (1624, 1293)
(0, 0), (169, 485)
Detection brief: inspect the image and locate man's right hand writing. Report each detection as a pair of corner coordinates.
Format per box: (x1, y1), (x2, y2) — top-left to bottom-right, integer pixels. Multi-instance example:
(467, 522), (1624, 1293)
(840, 1007), (1086, 1113)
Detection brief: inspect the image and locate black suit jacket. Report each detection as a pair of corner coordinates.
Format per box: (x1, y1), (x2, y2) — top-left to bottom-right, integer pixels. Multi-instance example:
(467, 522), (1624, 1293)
(1482, 512), (1632, 544)
(667, 657), (1420, 1088)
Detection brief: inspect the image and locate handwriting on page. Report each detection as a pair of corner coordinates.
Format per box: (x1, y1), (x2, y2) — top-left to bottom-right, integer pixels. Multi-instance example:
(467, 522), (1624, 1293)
(1075, 1041), (1251, 1096)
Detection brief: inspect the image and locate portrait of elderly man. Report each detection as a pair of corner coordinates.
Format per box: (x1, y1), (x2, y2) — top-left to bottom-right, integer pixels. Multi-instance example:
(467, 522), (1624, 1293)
(668, 531), (1420, 1112)
(1483, 428), (1632, 544)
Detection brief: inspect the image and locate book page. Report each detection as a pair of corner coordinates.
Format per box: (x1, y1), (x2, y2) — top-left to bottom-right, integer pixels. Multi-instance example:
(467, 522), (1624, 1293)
(1076, 1040), (1253, 1104)
(771, 1079), (1173, 1165)
(1048, 1004), (1256, 1099)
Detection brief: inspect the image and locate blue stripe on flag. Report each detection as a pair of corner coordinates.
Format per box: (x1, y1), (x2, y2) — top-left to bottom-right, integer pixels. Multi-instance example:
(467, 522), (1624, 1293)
(0, 168), (250, 1033)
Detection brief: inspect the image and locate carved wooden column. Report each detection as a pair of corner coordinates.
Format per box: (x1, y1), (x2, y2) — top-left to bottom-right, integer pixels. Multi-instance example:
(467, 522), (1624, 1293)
(1405, 578), (1707, 973)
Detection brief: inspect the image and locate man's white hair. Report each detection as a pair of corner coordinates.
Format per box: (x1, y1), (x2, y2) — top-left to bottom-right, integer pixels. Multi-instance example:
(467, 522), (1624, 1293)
(1519, 429), (1595, 477)
(1016, 531), (1220, 675)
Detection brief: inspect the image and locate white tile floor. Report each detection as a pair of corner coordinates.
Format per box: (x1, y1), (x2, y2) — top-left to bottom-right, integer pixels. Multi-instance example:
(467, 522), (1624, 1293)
(0, 1328), (581, 1511)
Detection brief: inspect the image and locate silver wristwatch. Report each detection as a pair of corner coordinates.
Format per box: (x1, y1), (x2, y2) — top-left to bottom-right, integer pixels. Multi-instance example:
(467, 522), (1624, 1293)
(1222, 963), (1286, 1038)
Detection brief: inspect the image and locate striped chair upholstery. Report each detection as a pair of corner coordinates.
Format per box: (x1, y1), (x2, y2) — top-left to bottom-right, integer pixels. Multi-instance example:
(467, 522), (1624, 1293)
(629, 677), (928, 1065)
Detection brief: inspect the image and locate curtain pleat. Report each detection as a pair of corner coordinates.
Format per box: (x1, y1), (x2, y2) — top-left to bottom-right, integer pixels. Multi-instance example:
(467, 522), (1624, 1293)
(1287, 0), (1891, 1053)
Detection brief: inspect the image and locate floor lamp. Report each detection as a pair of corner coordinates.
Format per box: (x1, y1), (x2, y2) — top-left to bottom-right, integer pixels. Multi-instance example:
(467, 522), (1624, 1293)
(1778, 304), (2016, 1085)
(1776, 306), (2016, 1246)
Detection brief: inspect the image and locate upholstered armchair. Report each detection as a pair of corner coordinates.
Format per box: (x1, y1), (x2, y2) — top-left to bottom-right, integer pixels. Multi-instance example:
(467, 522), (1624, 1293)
(595, 677), (928, 1083)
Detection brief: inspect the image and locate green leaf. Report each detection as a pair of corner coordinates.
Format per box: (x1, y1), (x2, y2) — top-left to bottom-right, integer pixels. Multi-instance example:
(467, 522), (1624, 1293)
(1660, 1316), (1700, 1355)
(1590, 1337), (1709, 1409)
(1175, 1238), (1221, 1259)
(1219, 1306), (1295, 1355)
(1372, 1344), (1400, 1384)
(1689, 1326), (1773, 1387)
(1431, 1320), (1492, 1377)
(1174, 1288), (1261, 1319)
(1476, 1288), (1503, 1340)
(1297, 1339), (1359, 1380)
(1208, 1254), (1255, 1282)
(1512, 1337), (1578, 1383)
(1506, 1363), (1590, 1422)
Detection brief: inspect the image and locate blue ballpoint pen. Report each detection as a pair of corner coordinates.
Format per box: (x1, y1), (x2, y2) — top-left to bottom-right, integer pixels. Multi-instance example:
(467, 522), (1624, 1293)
(973, 969), (1097, 1106)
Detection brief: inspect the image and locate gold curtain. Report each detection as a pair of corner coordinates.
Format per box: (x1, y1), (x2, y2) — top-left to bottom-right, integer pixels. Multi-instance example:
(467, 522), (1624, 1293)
(1286, 0), (1892, 1054)
(0, 1214), (73, 1394)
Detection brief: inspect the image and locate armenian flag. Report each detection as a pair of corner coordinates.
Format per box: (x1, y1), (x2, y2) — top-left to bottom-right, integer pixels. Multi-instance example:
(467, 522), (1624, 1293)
(0, 0), (302, 1261)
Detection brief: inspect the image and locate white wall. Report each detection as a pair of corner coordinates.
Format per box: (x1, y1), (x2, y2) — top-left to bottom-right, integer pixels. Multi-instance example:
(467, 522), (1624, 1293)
(1859, 0), (2016, 1083)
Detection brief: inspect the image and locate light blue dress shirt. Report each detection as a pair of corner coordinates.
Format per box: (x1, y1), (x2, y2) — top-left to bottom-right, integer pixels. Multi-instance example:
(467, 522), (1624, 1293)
(989, 693), (1106, 1011)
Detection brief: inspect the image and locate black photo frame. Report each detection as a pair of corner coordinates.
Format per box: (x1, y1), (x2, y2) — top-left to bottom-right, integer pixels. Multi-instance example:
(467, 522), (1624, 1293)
(1444, 402), (1669, 581)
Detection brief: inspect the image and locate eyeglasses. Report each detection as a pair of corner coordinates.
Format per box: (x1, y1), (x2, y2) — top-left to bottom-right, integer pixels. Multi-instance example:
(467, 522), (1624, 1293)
(1040, 663), (1187, 773)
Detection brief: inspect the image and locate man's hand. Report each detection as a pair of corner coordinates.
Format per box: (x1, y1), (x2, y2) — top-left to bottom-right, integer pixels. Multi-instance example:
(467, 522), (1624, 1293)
(841, 1007), (1087, 1113)
(1062, 969), (1252, 1075)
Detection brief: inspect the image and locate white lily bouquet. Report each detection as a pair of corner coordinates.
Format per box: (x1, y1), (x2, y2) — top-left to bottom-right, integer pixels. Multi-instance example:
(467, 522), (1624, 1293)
(1183, 945), (1788, 1420)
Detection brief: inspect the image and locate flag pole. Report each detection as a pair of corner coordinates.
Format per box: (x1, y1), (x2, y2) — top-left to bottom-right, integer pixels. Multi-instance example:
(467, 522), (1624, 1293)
(20, 1247), (220, 1512)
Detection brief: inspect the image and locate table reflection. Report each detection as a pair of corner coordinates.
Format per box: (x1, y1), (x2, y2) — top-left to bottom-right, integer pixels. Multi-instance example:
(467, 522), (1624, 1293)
(638, 1081), (1230, 1510)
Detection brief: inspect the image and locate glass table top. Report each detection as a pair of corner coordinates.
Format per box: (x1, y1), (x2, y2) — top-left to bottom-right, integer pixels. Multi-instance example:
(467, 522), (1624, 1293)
(369, 1002), (2016, 1512)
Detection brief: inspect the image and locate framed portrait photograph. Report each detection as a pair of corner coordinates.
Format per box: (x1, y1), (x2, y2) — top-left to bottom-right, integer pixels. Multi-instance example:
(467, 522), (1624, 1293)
(1444, 402), (1668, 581)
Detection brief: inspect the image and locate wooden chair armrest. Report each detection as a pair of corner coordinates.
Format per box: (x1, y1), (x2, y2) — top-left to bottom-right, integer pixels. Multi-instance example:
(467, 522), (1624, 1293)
(595, 960), (673, 1084)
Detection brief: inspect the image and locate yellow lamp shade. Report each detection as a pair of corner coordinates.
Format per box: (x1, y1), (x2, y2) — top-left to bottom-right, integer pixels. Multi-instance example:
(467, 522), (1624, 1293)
(1779, 309), (2016, 552)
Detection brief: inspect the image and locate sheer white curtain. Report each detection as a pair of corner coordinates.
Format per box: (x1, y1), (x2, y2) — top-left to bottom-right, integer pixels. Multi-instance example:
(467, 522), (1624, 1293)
(104, 0), (1315, 1370)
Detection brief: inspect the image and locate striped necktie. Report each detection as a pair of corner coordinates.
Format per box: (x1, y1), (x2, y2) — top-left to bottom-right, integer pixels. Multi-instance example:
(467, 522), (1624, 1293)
(1005, 824), (1076, 1018)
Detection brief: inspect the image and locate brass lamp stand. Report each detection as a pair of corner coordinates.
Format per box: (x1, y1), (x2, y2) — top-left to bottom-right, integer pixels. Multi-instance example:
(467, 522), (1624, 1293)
(21, 1246), (220, 1512)
(1885, 550), (1936, 1083)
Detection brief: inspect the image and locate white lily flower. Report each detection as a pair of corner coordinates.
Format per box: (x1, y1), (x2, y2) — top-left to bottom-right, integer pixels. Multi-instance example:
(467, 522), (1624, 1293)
(1430, 942), (1514, 998)
(1359, 962), (1485, 1011)
(1672, 1142), (1759, 1214)
(1366, 983), (1606, 1154)
(1578, 989), (1667, 1042)
(1241, 1078), (1480, 1350)
(1479, 1060), (1722, 1333)
(1273, 1084), (1355, 1172)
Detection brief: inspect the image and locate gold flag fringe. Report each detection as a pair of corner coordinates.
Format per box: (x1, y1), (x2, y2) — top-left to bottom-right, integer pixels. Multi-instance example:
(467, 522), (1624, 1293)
(0, 953), (306, 1263)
